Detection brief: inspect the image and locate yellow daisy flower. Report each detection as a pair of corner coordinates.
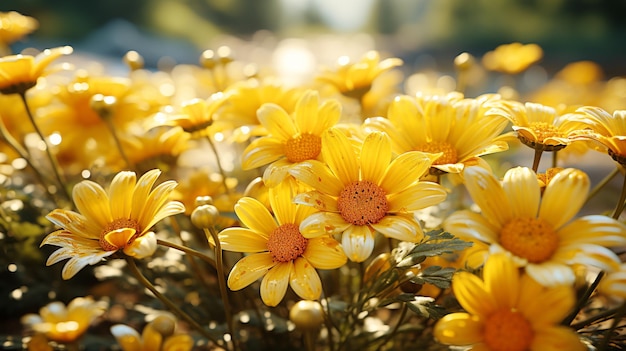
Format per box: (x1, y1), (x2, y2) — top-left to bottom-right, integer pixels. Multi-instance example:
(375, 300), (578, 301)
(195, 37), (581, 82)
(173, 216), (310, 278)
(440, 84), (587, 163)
(364, 93), (510, 174)
(121, 126), (191, 172)
(148, 93), (228, 136)
(289, 128), (447, 262)
(219, 78), (304, 142)
(316, 50), (403, 102)
(434, 253), (586, 351)
(487, 101), (589, 152)
(444, 166), (626, 286)
(42, 169), (185, 280)
(573, 106), (626, 165)
(482, 42), (543, 75)
(241, 89), (341, 187)
(111, 313), (194, 351)
(0, 46), (72, 95)
(21, 296), (107, 344)
(219, 179), (347, 307)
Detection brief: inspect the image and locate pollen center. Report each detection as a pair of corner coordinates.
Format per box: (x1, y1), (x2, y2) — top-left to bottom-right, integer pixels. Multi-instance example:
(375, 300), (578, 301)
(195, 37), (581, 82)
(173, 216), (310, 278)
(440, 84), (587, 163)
(484, 309), (533, 351)
(337, 180), (389, 226)
(415, 141), (458, 165)
(500, 217), (558, 263)
(529, 122), (563, 143)
(267, 223), (308, 262)
(284, 133), (322, 163)
(99, 218), (142, 251)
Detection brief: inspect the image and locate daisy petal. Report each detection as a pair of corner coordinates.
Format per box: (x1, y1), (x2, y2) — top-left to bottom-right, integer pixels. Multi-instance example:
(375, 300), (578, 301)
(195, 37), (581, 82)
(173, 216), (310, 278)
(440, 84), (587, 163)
(289, 160), (344, 196)
(371, 215), (422, 242)
(257, 103), (297, 140)
(444, 210), (499, 244)
(261, 261), (292, 306)
(531, 326), (587, 351)
(558, 215), (626, 247)
(321, 128), (359, 186)
(234, 197), (277, 235)
(502, 167), (540, 218)
(540, 168), (589, 229)
(72, 180), (112, 229)
(302, 237), (347, 269)
(227, 253), (276, 291)
(293, 191), (338, 212)
(299, 212), (350, 238)
(452, 271), (496, 316)
(219, 228), (269, 252)
(123, 232), (157, 258)
(525, 262), (575, 287)
(108, 171), (136, 219)
(387, 182), (447, 212)
(341, 225), (375, 262)
(290, 257), (322, 300)
(434, 313), (484, 346)
(463, 166), (512, 227)
(110, 324), (142, 351)
(379, 151), (437, 193)
(360, 131), (391, 184)
(483, 253), (520, 309)
(242, 137), (285, 171)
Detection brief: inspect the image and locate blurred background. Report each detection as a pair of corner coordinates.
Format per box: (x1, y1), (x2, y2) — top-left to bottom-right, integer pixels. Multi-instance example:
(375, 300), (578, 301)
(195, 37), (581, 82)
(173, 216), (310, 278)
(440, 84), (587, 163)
(3, 0), (626, 77)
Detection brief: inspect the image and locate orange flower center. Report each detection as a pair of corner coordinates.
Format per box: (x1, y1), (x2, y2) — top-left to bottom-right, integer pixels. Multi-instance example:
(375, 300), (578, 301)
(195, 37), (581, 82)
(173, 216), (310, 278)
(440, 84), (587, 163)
(284, 133), (322, 163)
(484, 309), (533, 351)
(415, 141), (458, 165)
(267, 223), (308, 262)
(528, 122), (563, 143)
(337, 180), (388, 226)
(500, 217), (558, 263)
(99, 218), (142, 251)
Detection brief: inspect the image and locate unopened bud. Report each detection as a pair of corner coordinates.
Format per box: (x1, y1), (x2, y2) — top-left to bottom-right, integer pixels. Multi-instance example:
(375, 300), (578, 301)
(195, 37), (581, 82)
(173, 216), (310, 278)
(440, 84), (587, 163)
(191, 204), (219, 228)
(150, 315), (176, 337)
(289, 300), (324, 332)
(124, 50), (144, 71)
(90, 94), (117, 120)
(200, 50), (217, 69)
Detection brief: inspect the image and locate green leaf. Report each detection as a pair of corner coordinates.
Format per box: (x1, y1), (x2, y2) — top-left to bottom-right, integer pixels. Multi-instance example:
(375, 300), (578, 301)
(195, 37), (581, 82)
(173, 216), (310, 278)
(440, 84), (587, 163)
(412, 266), (457, 289)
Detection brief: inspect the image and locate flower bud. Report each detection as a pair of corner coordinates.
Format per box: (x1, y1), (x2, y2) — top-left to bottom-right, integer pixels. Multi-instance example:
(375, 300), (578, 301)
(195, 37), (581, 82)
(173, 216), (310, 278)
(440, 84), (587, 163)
(191, 204), (219, 229)
(289, 300), (324, 332)
(90, 94), (117, 120)
(194, 195), (214, 207)
(123, 50), (144, 71)
(150, 315), (176, 337)
(454, 52), (475, 71)
(200, 50), (217, 69)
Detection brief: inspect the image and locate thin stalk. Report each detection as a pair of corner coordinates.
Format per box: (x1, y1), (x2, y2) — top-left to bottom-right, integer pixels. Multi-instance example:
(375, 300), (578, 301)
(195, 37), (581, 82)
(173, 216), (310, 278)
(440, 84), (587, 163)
(571, 305), (624, 330)
(0, 116), (56, 202)
(612, 172), (626, 219)
(18, 92), (70, 201)
(157, 238), (217, 269)
(204, 226), (238, 351)
(586, 168), (619, 206)
(125, 256), (220, 344)
(205, 135), (231, 194)
(598, 301), (626, 351)
(531, 148), (543, 173)
(562, 271), (605, 326)
(320, 289), (336, 351)
(552, 150), (558, 168)
(102, 116), (133, 170)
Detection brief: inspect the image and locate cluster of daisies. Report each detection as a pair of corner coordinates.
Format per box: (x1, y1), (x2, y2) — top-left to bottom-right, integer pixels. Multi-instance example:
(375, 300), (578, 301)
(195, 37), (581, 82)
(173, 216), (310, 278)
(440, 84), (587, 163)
(2, 10), (626, 351)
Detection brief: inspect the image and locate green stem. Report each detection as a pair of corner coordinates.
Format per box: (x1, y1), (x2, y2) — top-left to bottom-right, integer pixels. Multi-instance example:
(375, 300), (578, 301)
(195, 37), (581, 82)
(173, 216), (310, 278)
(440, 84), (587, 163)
(571, 305), (624, 330)
(157, 238), (217, 269)
(612, 172), (626, 219)
(125, 256), (220, 344)
(586, 167), (619, 206)
(552, 150), (558, 168)
(531, 148), (543, 173)
(562, 271), (604, 326)
(204, 226), (238, 351)
(19, 92), (70, 201)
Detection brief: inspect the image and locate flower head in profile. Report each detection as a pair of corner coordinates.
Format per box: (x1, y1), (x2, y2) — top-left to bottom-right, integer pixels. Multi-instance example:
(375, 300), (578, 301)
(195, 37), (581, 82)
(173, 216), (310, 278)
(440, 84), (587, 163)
(599, 263), (626, 301)
(364, 93), (509, 175)
(219, 178), (347, 306)
(444, 166), (626, 286)
(289, 128), (447, 262)
(316, 50), (403, 101)
(120, 126), (191, 173)
(110, 313), (194, 351)
(482, 42), (543, 75)
(21, 296), (108, 344)
(434, 253), (586, 351)
(149, 93), (229, 137)
(0, 46), (72, 95)
(42, 169), (185, 279)
(572, 106), (626, 166)
(241, 90), (341, 187)
(487, 101), (588, 152)
(0, 11), (38, 49)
